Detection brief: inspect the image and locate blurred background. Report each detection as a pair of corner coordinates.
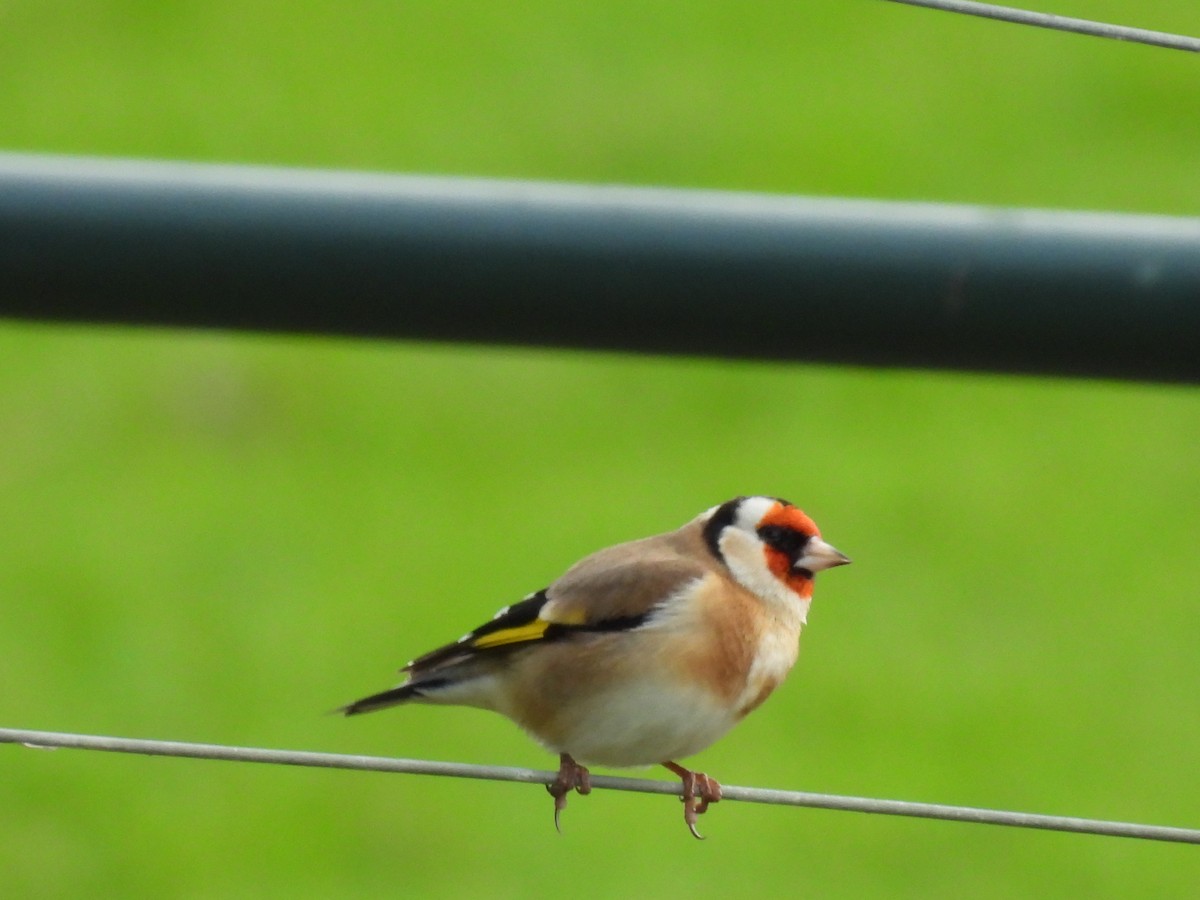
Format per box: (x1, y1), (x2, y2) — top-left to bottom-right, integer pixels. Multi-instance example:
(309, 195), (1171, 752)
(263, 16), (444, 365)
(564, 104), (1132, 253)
(1, 1), (1198, 896)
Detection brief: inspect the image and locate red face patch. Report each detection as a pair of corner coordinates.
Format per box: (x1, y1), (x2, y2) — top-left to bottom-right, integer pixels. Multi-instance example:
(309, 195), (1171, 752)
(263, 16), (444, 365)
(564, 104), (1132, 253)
(759, 501), (819, 598)
(758, 501), (820, 538)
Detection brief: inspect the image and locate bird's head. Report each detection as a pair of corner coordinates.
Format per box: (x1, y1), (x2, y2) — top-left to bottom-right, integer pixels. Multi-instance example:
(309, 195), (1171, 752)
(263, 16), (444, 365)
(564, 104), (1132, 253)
(701, 496), (850, 606)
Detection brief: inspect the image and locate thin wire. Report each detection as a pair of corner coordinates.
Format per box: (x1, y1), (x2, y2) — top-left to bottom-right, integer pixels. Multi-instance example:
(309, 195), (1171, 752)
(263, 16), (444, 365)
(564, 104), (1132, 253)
(881, 0), (1200, 53)
(3, 728), (1198, 844)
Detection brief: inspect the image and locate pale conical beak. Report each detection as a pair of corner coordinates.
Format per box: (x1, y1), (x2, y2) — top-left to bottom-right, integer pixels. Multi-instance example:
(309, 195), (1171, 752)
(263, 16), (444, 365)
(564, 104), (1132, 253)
(796, 538), (852, 573)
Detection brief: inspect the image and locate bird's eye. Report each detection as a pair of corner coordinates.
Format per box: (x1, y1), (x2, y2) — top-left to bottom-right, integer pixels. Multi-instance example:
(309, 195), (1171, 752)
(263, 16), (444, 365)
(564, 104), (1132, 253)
(757, 525), (809, 558)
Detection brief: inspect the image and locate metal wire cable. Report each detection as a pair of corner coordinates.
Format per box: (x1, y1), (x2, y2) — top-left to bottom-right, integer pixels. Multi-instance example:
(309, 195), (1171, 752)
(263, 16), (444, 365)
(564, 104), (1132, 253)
(3, 728), (1198, 844)
(881, 0), (1200, 53)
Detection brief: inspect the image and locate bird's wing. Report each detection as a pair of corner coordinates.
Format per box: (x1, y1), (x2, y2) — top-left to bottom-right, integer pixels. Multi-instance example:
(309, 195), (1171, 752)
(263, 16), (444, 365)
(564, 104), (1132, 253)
(540, 537), (711, 626)
(404, 534), (712, 677)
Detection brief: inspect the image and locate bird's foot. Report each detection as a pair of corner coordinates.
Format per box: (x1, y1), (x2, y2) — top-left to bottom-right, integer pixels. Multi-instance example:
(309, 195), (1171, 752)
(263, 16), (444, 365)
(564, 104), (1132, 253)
(547, 752), (591, 833)
(663, 761), (722, 839)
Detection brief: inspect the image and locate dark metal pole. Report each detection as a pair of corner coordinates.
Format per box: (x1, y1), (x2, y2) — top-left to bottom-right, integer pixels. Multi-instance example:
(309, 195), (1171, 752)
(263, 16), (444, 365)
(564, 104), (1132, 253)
(2, 153), (1198, 382)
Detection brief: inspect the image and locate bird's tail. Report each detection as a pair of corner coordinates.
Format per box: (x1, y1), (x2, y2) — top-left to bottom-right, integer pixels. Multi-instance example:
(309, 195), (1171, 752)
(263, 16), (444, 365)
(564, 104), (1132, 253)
(339, 683), (419, 716)
(338, 678), (448, 716)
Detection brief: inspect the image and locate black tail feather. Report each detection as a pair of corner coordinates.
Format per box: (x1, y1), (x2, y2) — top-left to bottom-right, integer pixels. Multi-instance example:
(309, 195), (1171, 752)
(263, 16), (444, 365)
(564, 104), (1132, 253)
(340, 684), (418, 716)
(339, 678), (448, 716)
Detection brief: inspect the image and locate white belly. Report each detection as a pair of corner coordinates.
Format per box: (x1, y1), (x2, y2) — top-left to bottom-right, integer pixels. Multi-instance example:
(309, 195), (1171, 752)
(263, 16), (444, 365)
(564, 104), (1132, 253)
(459, 577), (807, 767)
(545, 680), (738, 767)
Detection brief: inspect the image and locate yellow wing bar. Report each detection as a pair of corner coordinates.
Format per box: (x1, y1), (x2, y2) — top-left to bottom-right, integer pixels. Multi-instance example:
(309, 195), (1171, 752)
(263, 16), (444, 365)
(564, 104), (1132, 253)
(470, 618), (551, 650)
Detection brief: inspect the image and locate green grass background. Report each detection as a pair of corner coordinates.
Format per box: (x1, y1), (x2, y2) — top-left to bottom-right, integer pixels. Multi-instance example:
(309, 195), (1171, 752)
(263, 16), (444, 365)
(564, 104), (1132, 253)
(2, 1), (1199, 896)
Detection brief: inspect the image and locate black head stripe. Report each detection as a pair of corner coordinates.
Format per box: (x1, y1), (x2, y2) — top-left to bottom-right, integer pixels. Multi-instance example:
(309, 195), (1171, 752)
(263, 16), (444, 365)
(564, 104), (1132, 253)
(703, 497), (744, 562)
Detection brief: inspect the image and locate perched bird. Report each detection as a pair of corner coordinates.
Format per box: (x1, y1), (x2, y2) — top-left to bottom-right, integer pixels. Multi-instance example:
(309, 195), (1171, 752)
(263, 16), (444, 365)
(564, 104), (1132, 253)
(342, 495), (850, 838)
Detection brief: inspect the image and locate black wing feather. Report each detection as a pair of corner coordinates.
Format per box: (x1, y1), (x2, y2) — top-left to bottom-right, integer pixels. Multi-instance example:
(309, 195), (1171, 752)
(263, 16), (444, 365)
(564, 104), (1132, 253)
(404, 590), (551, 672)
(342, 587), (654, 716)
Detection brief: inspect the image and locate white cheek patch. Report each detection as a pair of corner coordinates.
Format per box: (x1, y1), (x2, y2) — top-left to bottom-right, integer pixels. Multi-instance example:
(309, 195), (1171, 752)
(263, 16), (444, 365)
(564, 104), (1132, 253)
(719, 529), (809, 621)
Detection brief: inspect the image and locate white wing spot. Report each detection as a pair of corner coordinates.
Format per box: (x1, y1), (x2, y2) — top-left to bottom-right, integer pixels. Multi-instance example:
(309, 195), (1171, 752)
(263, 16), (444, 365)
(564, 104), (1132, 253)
(456, 633), (473, 643)
(492, 605), (510, 620)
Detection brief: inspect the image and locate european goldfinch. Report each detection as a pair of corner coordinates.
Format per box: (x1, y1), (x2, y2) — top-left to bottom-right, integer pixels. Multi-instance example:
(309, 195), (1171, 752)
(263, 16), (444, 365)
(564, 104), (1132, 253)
(342, 496), (849, 837)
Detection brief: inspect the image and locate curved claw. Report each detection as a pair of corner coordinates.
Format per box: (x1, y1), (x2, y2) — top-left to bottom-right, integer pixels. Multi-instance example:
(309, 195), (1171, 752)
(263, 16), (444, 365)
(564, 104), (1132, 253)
(546, 753), (591, 833)
(663, 761), (722, 840)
